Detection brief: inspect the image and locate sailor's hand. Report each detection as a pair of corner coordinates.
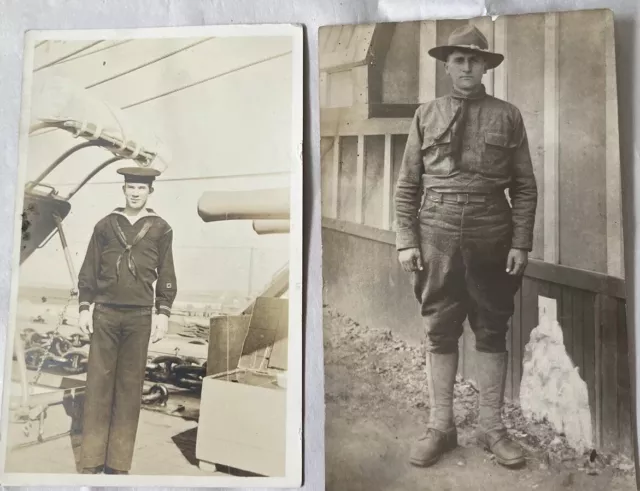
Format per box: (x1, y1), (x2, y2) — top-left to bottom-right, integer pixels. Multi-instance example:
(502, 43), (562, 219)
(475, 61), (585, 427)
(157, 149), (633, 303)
(506, 248), (528, 276)
(398, 247), (423, 273)
(151, 313), (169, 343)
(79, 310), (93, 335)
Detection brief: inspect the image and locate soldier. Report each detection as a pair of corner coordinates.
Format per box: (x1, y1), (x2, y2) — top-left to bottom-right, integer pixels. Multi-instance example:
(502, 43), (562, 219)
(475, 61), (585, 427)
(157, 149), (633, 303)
(394, 25), (538, 469)
(77, 167), (177, 474)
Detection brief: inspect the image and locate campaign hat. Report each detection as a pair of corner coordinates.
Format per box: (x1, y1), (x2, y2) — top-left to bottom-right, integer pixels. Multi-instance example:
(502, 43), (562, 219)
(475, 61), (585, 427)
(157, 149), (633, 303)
(428, 24), (504, 69)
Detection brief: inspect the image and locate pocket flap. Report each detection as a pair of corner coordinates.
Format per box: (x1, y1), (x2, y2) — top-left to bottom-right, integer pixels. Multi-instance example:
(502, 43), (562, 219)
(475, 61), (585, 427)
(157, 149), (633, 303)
(485, 132), (511, 148)
(422, 129), (451, 149)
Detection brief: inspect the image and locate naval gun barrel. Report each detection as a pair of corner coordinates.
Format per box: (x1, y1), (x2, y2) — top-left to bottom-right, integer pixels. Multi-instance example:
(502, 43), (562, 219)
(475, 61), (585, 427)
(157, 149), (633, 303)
(197, 188), (290, 223)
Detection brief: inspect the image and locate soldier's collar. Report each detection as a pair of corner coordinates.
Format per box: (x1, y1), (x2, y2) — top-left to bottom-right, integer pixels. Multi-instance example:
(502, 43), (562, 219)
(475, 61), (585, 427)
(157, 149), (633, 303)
(451, 84), (487, 101)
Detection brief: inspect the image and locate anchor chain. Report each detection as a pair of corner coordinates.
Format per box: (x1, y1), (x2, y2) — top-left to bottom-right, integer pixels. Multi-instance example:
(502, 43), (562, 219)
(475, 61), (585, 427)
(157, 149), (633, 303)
(31, 288), (78, 385)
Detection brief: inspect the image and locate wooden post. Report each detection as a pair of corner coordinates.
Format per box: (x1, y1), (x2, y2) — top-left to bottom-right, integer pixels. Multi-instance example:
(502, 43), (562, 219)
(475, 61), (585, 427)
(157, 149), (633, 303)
(493, 16), (508, 100)
(543, 13), (560, 264)
(604, 13), (623, 279)
(382, 134), (393, 230)
(355, 135), (365, 224)
(331, 136), (340, 219)
(418, 21), (437, 103)
(594, 294), (603, 448)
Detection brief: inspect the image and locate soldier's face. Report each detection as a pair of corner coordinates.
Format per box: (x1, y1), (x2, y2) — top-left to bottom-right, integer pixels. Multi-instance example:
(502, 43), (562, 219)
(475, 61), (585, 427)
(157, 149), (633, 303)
(445, 50), (487, 91)
(123, 183), (153, 210)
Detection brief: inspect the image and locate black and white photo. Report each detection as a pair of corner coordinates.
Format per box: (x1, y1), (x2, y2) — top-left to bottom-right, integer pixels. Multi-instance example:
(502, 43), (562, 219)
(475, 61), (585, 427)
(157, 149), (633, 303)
(321, 10), (635, 490)
(0, 24), (303, 488)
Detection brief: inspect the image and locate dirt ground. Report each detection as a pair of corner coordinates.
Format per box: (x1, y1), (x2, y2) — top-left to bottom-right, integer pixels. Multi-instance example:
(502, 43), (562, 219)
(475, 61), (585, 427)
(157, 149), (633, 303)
(324, 308), (637, 491)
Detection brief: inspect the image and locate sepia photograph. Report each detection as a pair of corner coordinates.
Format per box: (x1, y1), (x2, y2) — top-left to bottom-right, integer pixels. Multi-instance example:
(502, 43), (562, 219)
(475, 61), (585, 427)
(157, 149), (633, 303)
(320, 10), (636, 491)
(0, 24), (303, 488)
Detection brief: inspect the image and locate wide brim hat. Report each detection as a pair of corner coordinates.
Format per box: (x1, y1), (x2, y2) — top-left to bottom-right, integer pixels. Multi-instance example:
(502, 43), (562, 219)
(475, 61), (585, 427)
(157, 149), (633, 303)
(117, 166), (161, 184)
(428, 24), (504, 70)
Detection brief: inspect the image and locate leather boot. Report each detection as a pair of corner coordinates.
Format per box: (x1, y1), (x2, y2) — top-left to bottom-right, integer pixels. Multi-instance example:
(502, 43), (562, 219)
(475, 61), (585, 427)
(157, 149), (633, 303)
(410, 351), (458, 467)
(475, 351), (526, 468)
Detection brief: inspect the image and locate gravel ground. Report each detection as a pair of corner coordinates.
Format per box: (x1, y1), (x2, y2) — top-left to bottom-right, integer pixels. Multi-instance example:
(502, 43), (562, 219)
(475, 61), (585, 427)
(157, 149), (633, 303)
(324, 307), (637, 491)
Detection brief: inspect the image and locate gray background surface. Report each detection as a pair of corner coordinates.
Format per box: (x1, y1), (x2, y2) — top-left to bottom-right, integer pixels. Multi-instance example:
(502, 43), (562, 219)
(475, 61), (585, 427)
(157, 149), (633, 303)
(0, 0), (638, 490)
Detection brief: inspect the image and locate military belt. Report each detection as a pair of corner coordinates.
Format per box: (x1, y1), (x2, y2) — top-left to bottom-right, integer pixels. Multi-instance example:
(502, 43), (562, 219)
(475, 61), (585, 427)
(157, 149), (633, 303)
(425, 190), (500, 205)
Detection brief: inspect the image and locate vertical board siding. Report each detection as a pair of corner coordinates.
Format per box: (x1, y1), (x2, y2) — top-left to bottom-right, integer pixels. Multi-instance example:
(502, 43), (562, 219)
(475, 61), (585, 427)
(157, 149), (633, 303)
(617, 300), (633, 456)
(600, 294), (619, 451)
(382, 134), (393, 229)
(572, 290), (585, 373)
(558, 11), (607, 273)
(363, 135), (385, 228)
(457, 265), (630, 453)
(338, 136), (359, 221)
(355, 135), (366, 223)
(595, 295), (603, 448)
(321, 137), (336, 218)
(331, 136), (340, 218)
(390, 135), (408, 230)
(583, 291), (597, 443)
(561, 286), (573, 357)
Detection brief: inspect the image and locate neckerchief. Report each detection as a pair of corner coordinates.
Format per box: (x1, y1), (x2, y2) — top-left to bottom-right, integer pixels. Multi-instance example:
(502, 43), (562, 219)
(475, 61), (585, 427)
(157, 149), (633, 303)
(449, 84), (487, 163)
(109, 215), (154, 282)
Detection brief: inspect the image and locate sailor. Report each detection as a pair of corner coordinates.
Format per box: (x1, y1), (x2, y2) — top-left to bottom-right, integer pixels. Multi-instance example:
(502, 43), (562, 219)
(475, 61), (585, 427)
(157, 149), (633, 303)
(394, 25), (538, 469)
(77, 166), (177, 475)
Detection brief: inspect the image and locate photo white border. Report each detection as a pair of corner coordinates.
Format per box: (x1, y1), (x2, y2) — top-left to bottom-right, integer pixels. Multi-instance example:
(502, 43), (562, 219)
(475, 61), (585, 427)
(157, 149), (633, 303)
(0, 23), (304, 488)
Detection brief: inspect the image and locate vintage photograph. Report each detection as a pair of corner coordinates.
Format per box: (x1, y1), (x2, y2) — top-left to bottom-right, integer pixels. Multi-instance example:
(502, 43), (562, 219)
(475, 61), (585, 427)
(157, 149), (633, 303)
(0, 25), (303, 488)
(321, 10), (636, 491)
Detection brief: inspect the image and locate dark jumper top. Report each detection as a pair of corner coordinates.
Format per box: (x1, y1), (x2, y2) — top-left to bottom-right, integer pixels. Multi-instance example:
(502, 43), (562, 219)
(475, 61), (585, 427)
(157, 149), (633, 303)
(77, 208), (177, 316)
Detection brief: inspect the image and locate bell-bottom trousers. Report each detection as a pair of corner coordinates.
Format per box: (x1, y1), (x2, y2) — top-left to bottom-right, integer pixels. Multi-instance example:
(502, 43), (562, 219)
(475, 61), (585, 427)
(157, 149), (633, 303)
(80, 303), (152, 471)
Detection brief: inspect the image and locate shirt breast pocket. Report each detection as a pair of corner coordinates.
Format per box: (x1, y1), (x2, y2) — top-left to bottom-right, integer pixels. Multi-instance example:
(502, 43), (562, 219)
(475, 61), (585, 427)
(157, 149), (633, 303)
(422, 131), (454, 176)
(483, 132), (514, 177)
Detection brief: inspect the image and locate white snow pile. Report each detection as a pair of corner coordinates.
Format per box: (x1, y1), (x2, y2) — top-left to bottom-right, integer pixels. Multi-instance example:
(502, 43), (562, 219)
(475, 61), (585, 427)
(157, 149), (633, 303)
(519, 314), (593, 453)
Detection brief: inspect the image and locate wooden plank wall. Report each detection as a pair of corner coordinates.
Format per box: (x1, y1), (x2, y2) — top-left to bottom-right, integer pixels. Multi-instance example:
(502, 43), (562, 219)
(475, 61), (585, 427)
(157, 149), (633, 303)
(464, 276), (632, 455)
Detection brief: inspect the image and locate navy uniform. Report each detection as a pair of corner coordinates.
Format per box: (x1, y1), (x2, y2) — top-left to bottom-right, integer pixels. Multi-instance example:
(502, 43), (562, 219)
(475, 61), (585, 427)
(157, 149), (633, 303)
(394, 26), (537, 468)
(77, 167), (177, 474)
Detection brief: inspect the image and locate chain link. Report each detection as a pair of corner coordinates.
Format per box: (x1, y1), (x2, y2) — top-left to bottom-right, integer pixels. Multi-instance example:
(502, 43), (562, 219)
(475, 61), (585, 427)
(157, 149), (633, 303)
(32, 288), (78, 385)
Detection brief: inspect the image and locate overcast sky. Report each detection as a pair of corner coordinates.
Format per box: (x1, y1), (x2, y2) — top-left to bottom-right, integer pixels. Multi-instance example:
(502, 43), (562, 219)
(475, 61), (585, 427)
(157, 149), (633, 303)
(18, 35), (293, 296)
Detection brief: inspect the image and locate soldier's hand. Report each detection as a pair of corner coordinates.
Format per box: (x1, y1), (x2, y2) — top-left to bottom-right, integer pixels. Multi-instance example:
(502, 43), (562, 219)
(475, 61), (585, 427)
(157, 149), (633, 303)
(78, 309), (93, 335)
(398, 247), (423, 273)
(151, 313), (169, 343)
(506, 248), (528, 276)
